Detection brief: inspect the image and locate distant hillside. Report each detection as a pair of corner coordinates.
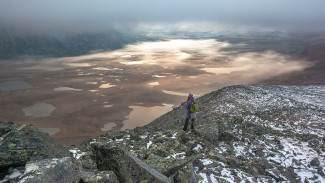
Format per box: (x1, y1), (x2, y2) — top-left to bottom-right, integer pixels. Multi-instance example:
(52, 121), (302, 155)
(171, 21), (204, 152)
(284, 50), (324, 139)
(0, 29), (153, 59)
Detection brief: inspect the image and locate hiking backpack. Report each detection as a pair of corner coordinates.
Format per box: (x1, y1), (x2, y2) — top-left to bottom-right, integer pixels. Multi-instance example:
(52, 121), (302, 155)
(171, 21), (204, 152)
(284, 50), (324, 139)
(190, 101), (197, 113)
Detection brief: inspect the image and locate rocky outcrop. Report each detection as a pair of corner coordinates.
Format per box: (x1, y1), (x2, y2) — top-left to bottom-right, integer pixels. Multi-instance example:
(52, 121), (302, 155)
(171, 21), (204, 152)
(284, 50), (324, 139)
(82, 85), (325, 183)
(17, 157), (80, 183)
(92, 144), (171, 183)
(0, 121), (67, 178)
(1, 85), (325, 183)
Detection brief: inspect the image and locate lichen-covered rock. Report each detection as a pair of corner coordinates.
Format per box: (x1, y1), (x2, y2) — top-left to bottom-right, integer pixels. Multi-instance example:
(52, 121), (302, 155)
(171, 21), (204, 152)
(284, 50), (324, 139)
(173, 163), (198, 183)
(0, 123), (67, 174)
(80, 170), (119, 183)
(0, 121), (17, 136)
(92, 144), (171, 183)
(17, 157), (80, 183)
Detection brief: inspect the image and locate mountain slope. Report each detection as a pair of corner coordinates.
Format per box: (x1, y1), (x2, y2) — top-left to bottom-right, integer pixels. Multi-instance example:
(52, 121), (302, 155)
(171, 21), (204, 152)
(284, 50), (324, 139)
(83, 85), (325, 182)
(1, 85), (324, 182)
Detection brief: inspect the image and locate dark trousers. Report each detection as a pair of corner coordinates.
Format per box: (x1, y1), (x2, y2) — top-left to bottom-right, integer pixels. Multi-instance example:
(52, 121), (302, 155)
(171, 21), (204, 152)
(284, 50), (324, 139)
(183, 118), (194, 131)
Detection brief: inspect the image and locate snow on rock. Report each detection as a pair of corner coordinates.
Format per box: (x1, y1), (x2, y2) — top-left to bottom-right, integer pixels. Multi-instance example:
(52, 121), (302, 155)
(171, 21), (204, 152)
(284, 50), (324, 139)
(83, 85), (325, 183)
(147, 141), (152, 149)
(192, 144), (203, 152)
(69, 149), (86, 159)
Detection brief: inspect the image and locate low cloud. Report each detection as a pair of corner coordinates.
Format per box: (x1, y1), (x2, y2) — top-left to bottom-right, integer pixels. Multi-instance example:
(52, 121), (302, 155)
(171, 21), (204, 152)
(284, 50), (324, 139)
(22, 39), (312, 87)
(1, 0), (325, 33)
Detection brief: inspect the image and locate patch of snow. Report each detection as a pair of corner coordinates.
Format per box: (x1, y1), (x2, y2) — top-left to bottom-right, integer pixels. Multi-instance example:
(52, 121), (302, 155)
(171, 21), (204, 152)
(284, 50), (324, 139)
(198, 173), (208, 183)
(295, 170), (325, 183)
(167, 152), (186, 159)
(192, 144), (203, 152)
(200, 159), (213, 166)
(24, 163), (39, 174)
(115, 138), (123, 142)
(147, 141), (152, 149)
(89, 139), (96, 145)
(216, 144), (227, 154)
(18, 175), (33, 183)
(9, 169), (22, 179)
(233, 142), (246, 157)
(210, 174), (219, 183)
(171, 132), (177, 139)
(69, 149), (86, 159)
(140, 135), (147, 139)
(265, 137), (325, 182)
(0, 137), (3, 141)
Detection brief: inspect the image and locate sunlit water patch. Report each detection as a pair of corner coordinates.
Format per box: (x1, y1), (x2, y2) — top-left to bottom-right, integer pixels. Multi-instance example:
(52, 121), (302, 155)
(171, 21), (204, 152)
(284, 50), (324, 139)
(92, 67), (123, 71)
(40, 128), (60, 136)
(101, 122), (118, 131)
(119, 61), (148, 65)
(65, 63), (92, 67)
(121, 103), (173, 130)
(99, 83), (116, 88)
(162, 89), (191, 97)
(152, 75), (166, 78)
(23, 103), (56, 117)
(103, 104), (113, 108)
(148, 82), (160, 87)
(89, 90), (99, 92)
(86, 82), (98, 85)
(54, 87), (82, 91)
(0, 81), (32, 91)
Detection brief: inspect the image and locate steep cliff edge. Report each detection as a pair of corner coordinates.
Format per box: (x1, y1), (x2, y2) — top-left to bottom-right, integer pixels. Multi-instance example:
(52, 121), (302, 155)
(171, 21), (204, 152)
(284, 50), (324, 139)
(1, 85), (325, 183)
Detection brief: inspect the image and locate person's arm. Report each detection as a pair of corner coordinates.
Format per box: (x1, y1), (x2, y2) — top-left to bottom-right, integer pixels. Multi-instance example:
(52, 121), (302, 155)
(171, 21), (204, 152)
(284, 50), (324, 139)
(186, 101), (191, 111)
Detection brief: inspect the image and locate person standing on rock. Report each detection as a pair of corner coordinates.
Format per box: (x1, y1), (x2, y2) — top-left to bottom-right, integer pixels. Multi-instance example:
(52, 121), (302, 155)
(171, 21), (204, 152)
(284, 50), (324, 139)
(183, 93), (197, 132)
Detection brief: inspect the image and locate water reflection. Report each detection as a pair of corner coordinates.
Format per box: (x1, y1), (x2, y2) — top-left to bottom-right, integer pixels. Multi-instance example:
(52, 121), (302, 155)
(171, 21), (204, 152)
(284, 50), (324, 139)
(0, 81), (32, 91)
(40, 128), (60, 135)
(0, 38), (313, 145)
(99, 83), (116, 88)
(121, 104), (173, 130)
(54, 87), (82, 91)
(23, 103), (56, 117)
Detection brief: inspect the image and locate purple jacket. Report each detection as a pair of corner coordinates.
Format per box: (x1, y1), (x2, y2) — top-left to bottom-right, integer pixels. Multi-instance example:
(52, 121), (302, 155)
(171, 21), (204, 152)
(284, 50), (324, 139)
(185, 94), (194, 119)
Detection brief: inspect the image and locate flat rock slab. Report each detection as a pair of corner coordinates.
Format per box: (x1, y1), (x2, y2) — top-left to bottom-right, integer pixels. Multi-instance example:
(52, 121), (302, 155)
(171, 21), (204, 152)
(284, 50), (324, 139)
(18, 157), (80, 183)
(92, 144), (171, 183)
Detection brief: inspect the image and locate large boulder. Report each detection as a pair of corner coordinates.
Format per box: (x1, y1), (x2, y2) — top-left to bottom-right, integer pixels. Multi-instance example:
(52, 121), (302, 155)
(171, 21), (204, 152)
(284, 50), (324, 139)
(80, 170), (119, 183)
(92, 143), (171, 183)
(0, 122), (67, 175)
(0, 121), (17, 136)
(17, 157), (80, 183)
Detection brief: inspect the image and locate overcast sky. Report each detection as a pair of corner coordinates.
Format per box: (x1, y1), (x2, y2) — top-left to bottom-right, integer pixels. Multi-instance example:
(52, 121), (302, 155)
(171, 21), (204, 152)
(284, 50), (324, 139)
(1, 0), (325, 33)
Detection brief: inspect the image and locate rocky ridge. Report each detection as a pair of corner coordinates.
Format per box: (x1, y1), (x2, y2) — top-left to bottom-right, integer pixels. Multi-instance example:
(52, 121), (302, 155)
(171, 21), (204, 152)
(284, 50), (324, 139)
(1, 85), (325, 183)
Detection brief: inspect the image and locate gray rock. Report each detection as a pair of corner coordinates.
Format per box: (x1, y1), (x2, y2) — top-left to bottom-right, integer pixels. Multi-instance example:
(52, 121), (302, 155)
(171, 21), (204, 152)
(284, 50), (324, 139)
(80, 170), (118, 183)
(218, 130), (240, 142)
(92, 144), (171, 183)
(0, 123), (67, 173)
(17, 157), (80, 183)
(309, 158), (320, 167)
(0, 121), (16, 136)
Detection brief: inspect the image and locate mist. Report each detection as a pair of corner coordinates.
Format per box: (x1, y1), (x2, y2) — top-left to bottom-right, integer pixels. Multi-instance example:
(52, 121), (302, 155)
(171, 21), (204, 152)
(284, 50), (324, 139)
(1, 0), (325, 33)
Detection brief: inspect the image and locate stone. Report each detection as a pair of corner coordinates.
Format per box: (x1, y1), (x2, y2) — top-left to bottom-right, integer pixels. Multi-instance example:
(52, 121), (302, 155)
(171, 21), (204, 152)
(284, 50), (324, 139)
(80, 170), (119, 183)
(309, 158), (320, 167)
(17, 157), (80, 183)
(92, 144), (171, 183)
(0, 123), (67, 174)
(218, 131), (240, 142)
